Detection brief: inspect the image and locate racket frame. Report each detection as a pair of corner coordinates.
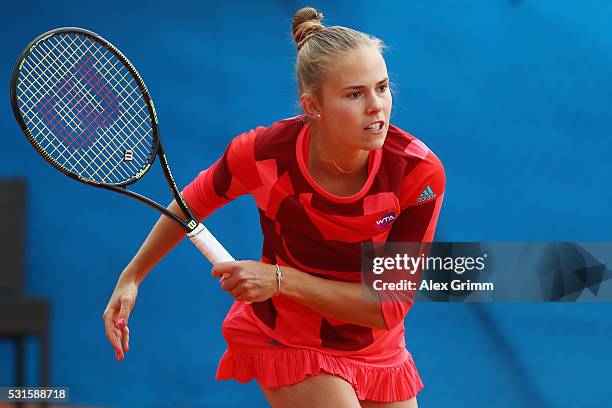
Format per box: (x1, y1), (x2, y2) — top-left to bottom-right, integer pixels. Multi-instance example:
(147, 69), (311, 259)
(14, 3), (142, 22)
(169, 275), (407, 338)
(10, 27), (198, 233)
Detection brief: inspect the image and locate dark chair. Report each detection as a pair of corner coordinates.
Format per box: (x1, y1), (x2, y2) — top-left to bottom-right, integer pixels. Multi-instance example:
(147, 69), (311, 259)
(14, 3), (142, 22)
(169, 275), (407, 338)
(0, 179), (50, 393)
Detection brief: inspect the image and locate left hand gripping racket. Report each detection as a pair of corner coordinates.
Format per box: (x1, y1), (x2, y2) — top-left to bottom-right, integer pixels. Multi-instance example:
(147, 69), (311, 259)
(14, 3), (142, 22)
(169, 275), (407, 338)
(10, 27), (234, 265)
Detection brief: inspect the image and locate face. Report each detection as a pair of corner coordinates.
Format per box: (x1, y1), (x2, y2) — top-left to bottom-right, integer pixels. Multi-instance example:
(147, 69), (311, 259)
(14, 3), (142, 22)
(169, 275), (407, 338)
(304, 45), (392, 152)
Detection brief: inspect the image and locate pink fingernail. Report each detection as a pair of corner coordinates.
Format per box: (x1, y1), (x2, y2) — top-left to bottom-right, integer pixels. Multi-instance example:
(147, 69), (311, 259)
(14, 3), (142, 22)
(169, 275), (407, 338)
(118, 319), (127, 326)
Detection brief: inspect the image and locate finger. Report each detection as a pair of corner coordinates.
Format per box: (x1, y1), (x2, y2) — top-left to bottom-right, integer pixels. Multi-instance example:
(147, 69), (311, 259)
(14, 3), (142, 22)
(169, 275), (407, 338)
(235, 290), (254, 303)
(114, 328), (125, 360)
(231, 282), (258, 303)
(220, 274), (240, 292)
(116, 297), (133, 328)
(120, 325), (130, 352)
(103, 311), (122, 354)
(229, 285), (247, 299)
(211, 264), (224, 278)
(211, 261), (240, 278)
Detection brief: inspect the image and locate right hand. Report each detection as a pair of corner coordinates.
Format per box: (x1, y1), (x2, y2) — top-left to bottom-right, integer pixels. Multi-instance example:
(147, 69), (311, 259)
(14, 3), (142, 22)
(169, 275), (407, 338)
(102, 278), (139, 361)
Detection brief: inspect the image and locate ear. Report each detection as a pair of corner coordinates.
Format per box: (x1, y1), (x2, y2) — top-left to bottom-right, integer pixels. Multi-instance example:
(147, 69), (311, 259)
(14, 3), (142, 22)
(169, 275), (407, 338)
(300, 92), (322, 120)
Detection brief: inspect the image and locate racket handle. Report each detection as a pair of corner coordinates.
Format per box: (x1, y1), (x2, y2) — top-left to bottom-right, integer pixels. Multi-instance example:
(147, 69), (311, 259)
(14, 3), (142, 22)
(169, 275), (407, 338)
(187, 223), (234, 264)
(187, 223), (251, 304)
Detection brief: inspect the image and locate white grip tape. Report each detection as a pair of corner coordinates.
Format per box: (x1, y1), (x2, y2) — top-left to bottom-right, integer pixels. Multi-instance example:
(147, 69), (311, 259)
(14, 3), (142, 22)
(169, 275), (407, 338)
(187, 224), (251, 304)
(187, 223), (235, 264)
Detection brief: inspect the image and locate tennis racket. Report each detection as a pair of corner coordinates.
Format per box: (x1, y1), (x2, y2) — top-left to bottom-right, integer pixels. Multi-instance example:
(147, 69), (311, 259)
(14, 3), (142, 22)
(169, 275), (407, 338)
(10, 27), (234, 265)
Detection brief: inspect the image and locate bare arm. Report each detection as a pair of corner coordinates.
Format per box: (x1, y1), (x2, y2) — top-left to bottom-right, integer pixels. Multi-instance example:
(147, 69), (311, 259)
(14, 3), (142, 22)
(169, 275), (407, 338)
(104, 199), (203, 360)
(213, 261), (387, 330)
(281, 266), (387, 329)
(119, 199), (202, 285)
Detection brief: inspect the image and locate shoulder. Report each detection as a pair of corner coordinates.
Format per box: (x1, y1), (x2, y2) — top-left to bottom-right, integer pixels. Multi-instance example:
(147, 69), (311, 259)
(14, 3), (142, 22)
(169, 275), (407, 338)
(384, 125), (443, 166)
(232, 115), (305, 146)
(383, 124), (445, 179)
(228, 116), (305, 166)
(381, 125), (445, 208)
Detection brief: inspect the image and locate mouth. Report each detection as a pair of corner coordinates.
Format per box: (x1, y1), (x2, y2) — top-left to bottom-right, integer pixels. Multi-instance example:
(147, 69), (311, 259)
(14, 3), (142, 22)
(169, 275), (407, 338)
(363, 120), (385, 134)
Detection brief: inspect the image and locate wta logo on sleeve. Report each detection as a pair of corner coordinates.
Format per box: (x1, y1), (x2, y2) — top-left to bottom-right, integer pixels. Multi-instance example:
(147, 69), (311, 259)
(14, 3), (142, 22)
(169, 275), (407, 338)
(376, 211), (396, 228)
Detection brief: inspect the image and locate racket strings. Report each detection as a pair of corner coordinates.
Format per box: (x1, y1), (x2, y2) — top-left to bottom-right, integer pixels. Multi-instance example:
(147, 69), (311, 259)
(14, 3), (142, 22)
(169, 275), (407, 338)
(26, 35), (150, 172)
(16, 32), (156, 184)
(19, 37), (103, 169)
(30, 35), (152, 180)
(22, 39), (135, 179)
(19, 37), (121, 165)
(19, 37), (148, 183)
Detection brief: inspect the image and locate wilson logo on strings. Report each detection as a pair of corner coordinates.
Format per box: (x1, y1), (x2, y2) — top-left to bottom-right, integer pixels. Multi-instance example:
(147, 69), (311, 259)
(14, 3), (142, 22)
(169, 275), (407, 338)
(36, 57), (120, 150)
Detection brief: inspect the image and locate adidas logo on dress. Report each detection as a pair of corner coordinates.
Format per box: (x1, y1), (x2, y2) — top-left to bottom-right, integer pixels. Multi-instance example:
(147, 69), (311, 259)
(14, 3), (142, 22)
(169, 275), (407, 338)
(416, 186), (436, 203)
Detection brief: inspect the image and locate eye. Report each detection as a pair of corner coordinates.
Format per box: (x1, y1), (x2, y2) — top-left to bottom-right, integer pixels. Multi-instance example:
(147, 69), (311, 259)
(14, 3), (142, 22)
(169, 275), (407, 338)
(348, 91), (362, 99)
(377, 84), (389, 93)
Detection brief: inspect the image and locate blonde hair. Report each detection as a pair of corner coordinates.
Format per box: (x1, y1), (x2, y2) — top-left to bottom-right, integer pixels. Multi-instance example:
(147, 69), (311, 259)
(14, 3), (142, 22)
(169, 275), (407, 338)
(291, 7), (385, 96)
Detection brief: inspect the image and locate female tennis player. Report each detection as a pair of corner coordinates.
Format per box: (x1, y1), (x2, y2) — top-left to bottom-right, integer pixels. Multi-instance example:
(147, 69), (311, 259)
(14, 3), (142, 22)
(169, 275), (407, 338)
(103, 7), (444, 407)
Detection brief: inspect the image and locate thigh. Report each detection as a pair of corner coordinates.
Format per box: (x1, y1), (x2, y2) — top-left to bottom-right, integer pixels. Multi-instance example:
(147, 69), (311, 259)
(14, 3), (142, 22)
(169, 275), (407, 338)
(360, 397), (418, 408)
(260, 373), (361, 408)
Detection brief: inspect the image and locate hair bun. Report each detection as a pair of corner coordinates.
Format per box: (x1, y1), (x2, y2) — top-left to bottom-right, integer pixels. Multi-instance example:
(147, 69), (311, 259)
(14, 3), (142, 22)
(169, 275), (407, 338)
(292, 7), (325, 50)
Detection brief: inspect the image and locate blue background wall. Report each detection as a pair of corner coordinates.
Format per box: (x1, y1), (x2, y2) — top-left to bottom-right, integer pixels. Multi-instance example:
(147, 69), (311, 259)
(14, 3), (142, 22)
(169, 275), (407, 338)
(1, 0), (611, 407)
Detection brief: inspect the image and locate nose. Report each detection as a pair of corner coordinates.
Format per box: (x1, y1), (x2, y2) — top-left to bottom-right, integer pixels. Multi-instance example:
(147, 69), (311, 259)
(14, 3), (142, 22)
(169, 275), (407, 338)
(366, 92), (384, 114)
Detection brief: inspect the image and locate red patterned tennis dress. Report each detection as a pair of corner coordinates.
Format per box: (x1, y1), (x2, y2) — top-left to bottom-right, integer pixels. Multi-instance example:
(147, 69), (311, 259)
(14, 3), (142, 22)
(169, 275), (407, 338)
(183, 116), (445, 402)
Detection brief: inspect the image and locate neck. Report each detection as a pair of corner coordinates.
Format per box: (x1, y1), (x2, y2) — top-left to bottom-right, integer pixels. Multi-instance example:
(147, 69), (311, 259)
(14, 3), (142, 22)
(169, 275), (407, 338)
(309, 123), (369, 175)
